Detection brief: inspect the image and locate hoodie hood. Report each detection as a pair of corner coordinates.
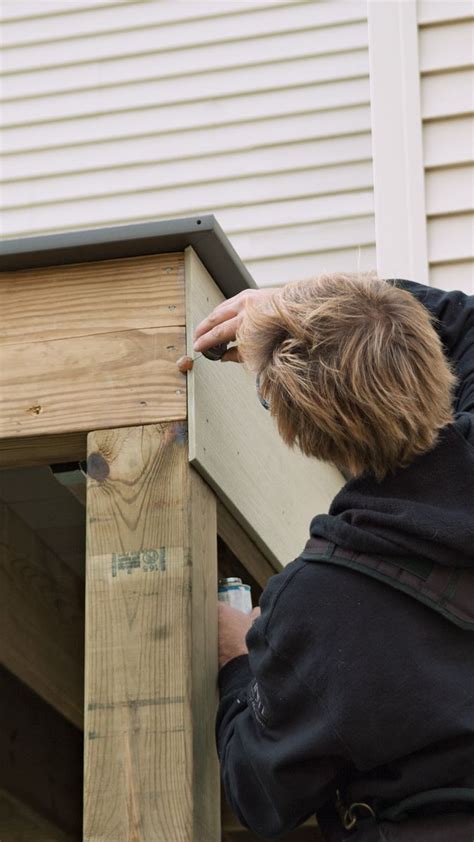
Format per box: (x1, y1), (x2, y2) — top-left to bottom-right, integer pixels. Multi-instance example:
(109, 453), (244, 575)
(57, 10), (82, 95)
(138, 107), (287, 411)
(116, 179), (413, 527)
(310, 414), (474, 567)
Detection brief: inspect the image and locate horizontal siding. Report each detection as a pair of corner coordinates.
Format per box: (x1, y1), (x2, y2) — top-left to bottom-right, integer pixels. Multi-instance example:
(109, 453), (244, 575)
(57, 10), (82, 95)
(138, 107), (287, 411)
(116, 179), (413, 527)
(2, 161), (374, 236)
(417, 1), (474, 25)
(0, 0), (125, 20)
(3, 133), (373, 207)
(428, 214), (474, 262)
(2, 49), (370, 126)
(245, 245), (376, 286)
(419, 19), (474, 71)
(3, 22), (368, 102)
(2, 76), (371, 154)
(2, 105), (371, 181)
(0, 0), (375, 287)
(425, 166), (474, 215)
(423, 115), (474, 167)
(429, 261), (474, 291)
(0, 0), (348, 45)
(2, 10), (367, 81)
(418, 3), (474, 293)
(421, 68), (474, 120)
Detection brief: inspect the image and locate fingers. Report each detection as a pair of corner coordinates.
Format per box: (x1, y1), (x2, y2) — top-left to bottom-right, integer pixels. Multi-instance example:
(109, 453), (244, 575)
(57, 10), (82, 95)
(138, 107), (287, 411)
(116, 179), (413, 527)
(193, 297), (246, 343)
(192, 314), (241, 353)
(192, 287), (278, 359)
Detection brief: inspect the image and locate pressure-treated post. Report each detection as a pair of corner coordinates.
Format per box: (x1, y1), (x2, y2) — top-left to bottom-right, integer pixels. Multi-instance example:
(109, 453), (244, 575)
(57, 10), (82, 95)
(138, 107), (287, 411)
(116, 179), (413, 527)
(84, 421), (220, 841)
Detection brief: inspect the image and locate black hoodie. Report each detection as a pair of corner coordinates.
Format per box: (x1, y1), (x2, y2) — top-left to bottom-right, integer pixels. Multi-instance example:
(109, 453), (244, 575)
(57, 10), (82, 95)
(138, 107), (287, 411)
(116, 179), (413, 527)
(215, 279), (474, 840)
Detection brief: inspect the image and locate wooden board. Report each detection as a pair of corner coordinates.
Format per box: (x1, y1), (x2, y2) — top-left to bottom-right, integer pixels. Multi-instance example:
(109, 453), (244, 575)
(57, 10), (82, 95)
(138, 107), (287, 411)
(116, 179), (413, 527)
(0, 253), (185, 346)
(84, 422), (219, 841)
(0, 326), (186, 440)
(0, 252), (186, 458)
(0, 664), (83, 839)
(185, 246), (344, 569)
(0, 430), (87, 469)
(0, 790), (77, 842)
(217, 498), (279, 585)
(0, 500), (84, 728)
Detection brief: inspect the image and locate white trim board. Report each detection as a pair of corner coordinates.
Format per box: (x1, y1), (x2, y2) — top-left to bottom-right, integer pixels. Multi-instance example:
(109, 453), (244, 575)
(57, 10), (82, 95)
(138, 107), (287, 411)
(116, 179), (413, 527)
(185, 246), (344, 569)
(367, 0), (429, 282)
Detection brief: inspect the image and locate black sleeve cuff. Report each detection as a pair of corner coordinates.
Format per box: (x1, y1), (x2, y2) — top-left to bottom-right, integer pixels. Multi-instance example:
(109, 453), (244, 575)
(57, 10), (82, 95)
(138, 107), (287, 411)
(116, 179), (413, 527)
(218, 653), (252, 697)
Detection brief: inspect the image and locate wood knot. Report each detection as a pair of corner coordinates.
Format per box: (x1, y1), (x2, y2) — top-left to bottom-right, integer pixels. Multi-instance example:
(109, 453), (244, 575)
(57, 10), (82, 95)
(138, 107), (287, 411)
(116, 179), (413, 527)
(87, 452), (110, 482)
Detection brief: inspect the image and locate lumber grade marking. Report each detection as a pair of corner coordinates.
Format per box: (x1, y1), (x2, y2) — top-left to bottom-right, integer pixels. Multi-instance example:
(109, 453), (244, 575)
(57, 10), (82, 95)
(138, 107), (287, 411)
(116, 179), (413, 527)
(84, 422), (219, 841)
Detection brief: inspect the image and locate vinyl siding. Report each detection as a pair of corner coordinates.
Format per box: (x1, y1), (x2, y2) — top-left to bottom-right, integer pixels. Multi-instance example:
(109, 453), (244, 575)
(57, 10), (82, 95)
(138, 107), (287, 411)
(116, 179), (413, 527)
(0, 0), (375, 286)
(418, 1), (474, 293)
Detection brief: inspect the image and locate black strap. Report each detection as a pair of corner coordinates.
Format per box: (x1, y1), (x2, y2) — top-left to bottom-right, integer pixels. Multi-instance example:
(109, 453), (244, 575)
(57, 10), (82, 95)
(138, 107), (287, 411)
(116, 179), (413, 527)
(301, 539), (474, 630)
(378, 787), (474, 822)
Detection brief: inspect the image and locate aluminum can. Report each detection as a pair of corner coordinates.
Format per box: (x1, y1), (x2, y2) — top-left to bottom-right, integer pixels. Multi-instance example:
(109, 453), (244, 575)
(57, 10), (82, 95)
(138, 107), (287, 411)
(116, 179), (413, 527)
(218, 576), (252, 614)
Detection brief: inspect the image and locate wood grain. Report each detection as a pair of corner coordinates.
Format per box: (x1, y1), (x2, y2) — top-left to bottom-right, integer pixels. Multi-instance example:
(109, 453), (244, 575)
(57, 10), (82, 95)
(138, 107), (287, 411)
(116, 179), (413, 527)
(0, 326), (187, 440)
(0, 500), (84, 728)
(0, 251), (187, 464)
(84, 423), (219, 841)
(185, 245), (344, 569)
(0, 253), (185, 346)
(0, 430), (87, 469)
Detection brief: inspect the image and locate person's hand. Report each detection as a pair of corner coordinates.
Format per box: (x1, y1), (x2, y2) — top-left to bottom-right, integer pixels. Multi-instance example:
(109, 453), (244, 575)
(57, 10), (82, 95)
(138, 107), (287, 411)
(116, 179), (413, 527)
(218, 602), (261, 669)
(193, 288), (278, 363)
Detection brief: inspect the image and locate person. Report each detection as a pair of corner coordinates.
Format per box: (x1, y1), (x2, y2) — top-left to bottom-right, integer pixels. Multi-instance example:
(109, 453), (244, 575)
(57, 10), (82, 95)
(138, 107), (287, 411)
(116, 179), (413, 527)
(192, 273), (474, 841)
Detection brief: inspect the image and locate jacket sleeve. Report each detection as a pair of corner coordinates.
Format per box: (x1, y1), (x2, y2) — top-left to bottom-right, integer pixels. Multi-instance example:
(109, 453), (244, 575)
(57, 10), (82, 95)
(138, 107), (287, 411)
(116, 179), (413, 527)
(215, 566), (353, 840)
(389, 278), (474, 415)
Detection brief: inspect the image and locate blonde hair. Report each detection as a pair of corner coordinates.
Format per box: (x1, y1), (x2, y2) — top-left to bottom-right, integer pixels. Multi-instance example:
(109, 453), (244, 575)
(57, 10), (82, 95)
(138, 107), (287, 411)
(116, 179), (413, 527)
(236, 272), (457, 482)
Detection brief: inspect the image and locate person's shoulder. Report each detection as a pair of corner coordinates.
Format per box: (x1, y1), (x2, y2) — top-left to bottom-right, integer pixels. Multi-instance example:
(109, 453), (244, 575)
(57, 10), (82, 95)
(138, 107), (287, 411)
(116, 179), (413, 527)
(257, 556), (307, 635)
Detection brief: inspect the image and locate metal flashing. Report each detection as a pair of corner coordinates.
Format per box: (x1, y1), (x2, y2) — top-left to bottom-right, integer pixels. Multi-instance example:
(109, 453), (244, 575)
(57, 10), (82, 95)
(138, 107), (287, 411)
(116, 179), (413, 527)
(0, 215), (258, 298)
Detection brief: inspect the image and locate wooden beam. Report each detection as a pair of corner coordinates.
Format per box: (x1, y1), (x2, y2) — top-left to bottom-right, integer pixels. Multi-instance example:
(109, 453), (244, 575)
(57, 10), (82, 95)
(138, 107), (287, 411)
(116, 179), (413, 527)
(0, 500), (84, 728)
(0, 790), (77, 842)
(0, 665), (83, 840)
(0, 253), (187, 461)
(1, 254), (185, 346)
(217, 535), (264, 606)
(84, 422), (220, 841)
(184, 246), (344, 571)
(217, 498), (280, 586)
(0, 431), (87, 470)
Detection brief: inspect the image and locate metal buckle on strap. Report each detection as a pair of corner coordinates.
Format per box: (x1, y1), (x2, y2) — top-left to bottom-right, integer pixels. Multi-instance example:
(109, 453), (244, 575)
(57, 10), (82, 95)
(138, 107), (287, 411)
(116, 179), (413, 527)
(336, 789), (376, 831)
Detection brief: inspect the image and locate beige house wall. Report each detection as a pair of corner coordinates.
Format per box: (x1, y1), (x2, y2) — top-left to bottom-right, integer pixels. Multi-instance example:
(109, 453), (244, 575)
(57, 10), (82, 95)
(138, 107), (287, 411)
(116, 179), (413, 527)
(1, 0), (472, 292)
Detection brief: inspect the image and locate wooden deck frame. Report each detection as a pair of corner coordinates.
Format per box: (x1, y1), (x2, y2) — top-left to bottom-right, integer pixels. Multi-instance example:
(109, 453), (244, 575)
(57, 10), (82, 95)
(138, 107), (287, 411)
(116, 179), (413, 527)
(0, 499), (84, 728)
(0, 664), (83, 840)
(1, 219), (340, 840)
(84, 423), (219, 841)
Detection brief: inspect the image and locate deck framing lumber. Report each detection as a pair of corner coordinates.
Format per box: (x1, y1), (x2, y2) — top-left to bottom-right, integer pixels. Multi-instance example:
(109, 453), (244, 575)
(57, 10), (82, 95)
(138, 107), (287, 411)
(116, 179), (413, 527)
(0, 664), (83, 840)
(0, 500), (84, 728)
(83, 422), (220, 841)
(0, 253), (186, 465)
